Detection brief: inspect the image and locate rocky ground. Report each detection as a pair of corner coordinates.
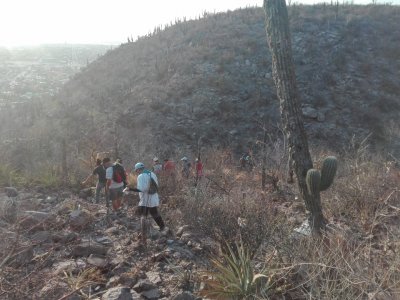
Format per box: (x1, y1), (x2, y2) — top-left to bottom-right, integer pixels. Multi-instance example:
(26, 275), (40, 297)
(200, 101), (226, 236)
(0, 187), (220, 300)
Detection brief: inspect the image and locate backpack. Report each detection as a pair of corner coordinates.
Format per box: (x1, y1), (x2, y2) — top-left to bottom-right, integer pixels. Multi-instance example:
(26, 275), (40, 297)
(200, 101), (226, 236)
(148, 173), (158, 195)
(113, 164), (127, 184)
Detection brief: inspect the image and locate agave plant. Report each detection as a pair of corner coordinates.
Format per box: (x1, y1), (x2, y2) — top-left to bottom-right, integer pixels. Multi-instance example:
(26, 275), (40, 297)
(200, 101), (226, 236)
(200, 241), (271, 299)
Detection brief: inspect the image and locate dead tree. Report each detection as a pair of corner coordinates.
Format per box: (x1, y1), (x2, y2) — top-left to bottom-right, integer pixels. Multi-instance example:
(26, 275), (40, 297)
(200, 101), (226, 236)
(263, 0), (325, 232)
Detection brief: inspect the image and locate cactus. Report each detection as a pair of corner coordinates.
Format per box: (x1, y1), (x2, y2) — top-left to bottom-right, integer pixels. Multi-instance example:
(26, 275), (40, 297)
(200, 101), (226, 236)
(306, 169), (321, 196)
(306, 156), (337, 197)
(320, 156), (338, 191)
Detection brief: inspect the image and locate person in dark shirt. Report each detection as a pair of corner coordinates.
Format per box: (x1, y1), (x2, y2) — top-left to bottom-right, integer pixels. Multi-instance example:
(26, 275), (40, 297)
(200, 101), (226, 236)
(82, 158), (107, 203)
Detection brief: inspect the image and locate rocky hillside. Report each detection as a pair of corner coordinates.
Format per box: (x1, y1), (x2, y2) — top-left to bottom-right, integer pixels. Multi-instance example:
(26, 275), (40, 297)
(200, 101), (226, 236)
(56, 4), (400, 160)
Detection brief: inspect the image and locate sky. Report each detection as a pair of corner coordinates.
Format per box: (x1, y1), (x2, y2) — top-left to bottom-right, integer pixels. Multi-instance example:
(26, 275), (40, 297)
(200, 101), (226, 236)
(0, 0), (397, 47)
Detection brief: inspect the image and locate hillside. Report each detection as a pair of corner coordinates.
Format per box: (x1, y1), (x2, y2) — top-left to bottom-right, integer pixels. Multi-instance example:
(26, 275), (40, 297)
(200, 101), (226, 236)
(56, 5), (400, 162)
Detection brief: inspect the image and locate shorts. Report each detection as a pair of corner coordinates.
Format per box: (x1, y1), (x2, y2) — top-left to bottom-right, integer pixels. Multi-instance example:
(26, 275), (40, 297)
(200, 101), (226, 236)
(109, 187), (123, 201)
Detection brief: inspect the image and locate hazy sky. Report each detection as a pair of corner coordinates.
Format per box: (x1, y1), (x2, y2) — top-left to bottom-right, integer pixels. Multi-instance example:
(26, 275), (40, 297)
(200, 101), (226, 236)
(0, 0), (397, 47)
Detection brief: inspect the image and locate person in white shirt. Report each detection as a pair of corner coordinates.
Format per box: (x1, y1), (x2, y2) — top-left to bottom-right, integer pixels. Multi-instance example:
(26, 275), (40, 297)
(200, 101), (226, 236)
(134, 162), (166, 232)
(152, 157), (163, 174)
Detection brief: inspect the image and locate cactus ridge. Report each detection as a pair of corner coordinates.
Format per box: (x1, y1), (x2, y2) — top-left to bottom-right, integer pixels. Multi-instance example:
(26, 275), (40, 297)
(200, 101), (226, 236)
(306, 169), (321, 196)
(320, 156), (337, 191)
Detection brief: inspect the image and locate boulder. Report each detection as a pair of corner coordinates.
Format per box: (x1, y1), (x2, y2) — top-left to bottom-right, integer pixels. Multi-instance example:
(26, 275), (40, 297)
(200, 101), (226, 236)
(31, 231), (52, 243)
(39, 280), (70, 299)
(53, 259), (87, 275)
(141, 289), (160, 300)
(72, 241), (108, 257)
(69, 209), (93, 231)
(87, 254), (108, 268)
(172, 292), (197, 300)
(4, 187), (18, 197)
(302, 106), (318, 119)
(19, 211), (55, 232)
(101, 286), (139, 300)
(146, 271), (162, 285)
(176, 225), (190, 237)
(79, 188), (92, 199)
(133, 279), (157, 293)
(317, 112), (326, 122)
(10, 246), (33, 267)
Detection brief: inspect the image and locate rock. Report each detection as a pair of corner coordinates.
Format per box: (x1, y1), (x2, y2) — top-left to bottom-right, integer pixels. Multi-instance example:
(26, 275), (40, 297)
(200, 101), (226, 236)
(96, 236), (113, 245)
(110, 261), (131, 276)
(87, 254), (108, 268)
(72, 241), (108, 257)
(317, 111), (326, 122)
(69, 209), (93, 231)
(31, 230), (51, 243)
(19, 211), (55, 232)
(229, 129), (238, 136)
(106, 276), (120, 288)
(176, 225), (190, 237)
(44, 196), (58, 204)
(39, 279), (70, 299)
(302, 106), (318, 119)
(102, 286), (137, 300)
(53, 259), (86, 275)
(172, 291), (197, 300)
(133, 279), (157, 292)
(52, 231), (78, 244)
(4, 187), (18, 197)
(120, 272), (138, 288)
(141, 288), (160, 300)
(146, 271), (162, 285)
(10, 246), (33, 267)
(105, 226), (120, 235)
(79, 188), (92, 199)
(180, 231), (195, 243)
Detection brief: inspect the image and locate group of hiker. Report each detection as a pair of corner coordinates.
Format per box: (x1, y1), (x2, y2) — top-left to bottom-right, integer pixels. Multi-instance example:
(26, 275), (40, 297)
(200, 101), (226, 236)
(82, 156), (204, 236)
(151, 156), (203, 179)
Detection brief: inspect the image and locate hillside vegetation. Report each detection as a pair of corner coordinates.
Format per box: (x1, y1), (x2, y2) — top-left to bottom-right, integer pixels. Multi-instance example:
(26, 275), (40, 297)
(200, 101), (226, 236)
(55, 5), (400, 163)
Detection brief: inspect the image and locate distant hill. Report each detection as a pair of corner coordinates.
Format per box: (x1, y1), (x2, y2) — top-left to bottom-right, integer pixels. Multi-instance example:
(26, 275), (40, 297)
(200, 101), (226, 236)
(56, 5), (400, 160)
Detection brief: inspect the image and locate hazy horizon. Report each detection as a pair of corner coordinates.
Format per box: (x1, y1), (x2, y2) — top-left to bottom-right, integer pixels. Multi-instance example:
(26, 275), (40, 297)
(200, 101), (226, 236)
(1, 0), (399, 48)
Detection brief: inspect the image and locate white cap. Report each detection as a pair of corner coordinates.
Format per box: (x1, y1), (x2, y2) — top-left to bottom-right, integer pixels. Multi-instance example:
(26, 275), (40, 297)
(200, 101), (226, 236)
(181, 157), (188, 161)
(153, 157), (159, 162)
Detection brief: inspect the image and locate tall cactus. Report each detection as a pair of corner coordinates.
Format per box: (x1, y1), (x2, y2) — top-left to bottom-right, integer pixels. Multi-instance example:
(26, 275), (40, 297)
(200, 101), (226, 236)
(320, 156), (338, 191)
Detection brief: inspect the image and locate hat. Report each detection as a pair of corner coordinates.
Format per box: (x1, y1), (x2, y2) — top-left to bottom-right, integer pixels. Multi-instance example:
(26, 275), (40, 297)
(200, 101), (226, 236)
(181, 157), (188, 161)
(134, 162), (145, 171)
(153, 157), (159, 162)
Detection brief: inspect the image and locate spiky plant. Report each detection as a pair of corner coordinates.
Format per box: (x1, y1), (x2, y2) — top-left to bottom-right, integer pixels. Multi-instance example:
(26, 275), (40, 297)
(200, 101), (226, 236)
(199, 241), (271, 299)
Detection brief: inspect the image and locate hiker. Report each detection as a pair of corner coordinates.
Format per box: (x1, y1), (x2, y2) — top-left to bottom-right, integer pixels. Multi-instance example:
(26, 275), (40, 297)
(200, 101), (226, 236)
(114, 158), (128, 188)
(195, 157), (203, 179)
(82, 158), (107, 204)
(134, 162), (167, 233)
(240, 150), (253, 171)
(180, 157), (192, 178)
(163, 158), (176, 174)
(105, 157), (126, 211)
(152, 157), (163, 174)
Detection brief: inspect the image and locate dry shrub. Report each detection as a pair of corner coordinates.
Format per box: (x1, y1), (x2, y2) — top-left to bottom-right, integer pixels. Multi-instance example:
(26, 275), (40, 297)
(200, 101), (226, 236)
(281, 232), (400, 299)
(179, 177), (283, 257)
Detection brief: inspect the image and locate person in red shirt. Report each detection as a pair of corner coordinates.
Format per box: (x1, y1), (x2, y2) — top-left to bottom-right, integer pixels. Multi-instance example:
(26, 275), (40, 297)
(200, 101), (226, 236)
(163, 158), (176, 173)
(195, 158), (203, 179)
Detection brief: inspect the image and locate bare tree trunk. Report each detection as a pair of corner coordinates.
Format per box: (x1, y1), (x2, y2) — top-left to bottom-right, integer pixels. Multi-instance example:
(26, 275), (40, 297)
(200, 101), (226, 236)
(61, 138), (68, 186)
(261, 126), (267, 190)
(263, 0), (325, 232)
